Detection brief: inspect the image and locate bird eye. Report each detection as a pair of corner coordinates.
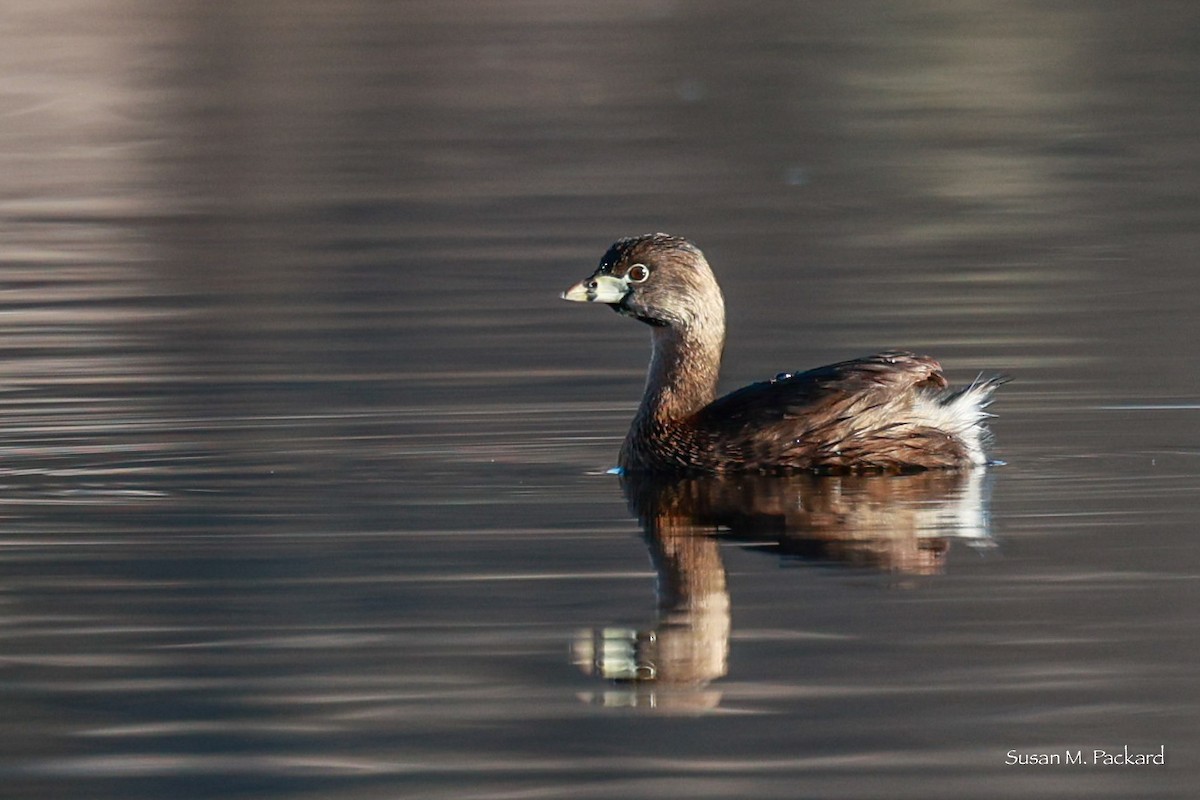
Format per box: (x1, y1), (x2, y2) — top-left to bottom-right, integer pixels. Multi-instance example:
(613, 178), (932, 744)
(626, 264), (650, 283)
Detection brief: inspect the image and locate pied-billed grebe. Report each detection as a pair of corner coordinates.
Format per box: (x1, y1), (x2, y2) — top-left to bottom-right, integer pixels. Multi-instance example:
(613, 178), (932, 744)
(562, 233), (1006, 474)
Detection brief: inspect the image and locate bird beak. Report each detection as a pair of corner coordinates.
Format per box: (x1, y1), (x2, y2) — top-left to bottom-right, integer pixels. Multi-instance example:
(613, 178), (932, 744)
(561, 274), (629, 303)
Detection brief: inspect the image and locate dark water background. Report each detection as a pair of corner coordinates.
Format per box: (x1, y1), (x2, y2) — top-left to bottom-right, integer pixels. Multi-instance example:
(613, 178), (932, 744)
(3, 1), (1200, 798)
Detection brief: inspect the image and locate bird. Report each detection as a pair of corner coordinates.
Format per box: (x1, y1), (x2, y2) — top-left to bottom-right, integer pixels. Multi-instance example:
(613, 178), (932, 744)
(561, 233), (1006, 475)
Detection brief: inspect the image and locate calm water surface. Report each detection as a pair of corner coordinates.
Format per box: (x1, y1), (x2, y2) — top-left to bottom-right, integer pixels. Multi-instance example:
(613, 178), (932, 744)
(2, 2), (1199, 798)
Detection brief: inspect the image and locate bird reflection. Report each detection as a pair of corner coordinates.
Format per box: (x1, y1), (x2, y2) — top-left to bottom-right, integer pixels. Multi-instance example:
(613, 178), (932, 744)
(574, 469), (993, 710)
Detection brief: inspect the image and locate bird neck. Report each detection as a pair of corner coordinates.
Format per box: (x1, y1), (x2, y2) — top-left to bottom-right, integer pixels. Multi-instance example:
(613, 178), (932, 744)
(636, 311), (724, 427)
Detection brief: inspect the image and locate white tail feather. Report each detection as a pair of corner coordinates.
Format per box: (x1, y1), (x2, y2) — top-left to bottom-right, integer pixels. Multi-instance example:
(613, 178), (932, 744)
(912, 376), (1008, 466)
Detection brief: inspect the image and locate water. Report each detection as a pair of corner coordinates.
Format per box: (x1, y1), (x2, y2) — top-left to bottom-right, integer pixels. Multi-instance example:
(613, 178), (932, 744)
(2, 1), (1198, 797)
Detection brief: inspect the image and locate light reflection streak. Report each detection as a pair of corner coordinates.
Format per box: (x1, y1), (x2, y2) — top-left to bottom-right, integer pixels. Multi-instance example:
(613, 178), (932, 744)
(15, 746), (1089, 779)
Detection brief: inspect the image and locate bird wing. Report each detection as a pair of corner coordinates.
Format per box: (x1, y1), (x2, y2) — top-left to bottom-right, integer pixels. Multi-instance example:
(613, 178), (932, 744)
(698, 351), (946, 424)
(690, 352), (961, 470)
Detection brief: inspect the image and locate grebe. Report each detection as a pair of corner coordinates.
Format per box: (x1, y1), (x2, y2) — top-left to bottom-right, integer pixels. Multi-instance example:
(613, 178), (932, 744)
(562, 233), (1005, 474)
